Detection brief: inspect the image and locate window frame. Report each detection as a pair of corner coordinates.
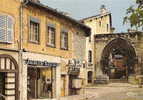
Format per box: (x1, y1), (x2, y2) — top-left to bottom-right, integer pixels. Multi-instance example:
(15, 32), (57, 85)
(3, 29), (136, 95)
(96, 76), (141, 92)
(46, 24), (56, 48)
(99, 21), (101, 27)
(107, 24), (109, 32)
(88, 50), (92, 63)
(60, 29), (68, 50)
(29, 17), (40, 44)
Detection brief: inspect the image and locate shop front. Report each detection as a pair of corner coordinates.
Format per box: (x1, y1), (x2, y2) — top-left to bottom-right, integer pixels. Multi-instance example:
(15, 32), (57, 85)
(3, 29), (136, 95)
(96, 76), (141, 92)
(68, 59), (83, 95)
(23, 52), (61, 100)
(25, 59), (58, 100)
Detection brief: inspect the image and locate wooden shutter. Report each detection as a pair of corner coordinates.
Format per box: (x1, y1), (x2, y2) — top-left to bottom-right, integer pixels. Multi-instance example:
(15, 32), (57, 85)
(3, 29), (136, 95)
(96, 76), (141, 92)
(0, 15), (6, 42)
(7, 16), (13, 43)
(0, 15), (13, 43)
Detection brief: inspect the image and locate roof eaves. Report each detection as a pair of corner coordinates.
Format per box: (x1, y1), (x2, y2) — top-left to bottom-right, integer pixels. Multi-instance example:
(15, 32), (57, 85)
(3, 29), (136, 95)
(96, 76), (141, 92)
(24, 1), (91, 36)
(81, 12), (111, 22)
(95, 32), (142, 38)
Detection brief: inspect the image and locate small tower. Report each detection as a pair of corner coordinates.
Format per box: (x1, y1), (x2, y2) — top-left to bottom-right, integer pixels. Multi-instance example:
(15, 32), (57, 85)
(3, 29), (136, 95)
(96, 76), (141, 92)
(100, 5), (108, 15)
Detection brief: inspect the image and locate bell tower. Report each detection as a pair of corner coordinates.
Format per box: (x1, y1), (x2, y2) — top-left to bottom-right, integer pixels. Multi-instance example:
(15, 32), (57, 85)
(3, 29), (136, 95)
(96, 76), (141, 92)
(100, 5), (108, 15)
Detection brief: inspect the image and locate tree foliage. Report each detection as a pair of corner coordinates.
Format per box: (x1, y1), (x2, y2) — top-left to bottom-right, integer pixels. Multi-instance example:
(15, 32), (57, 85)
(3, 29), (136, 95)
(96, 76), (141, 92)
(124, 0), (143, 30)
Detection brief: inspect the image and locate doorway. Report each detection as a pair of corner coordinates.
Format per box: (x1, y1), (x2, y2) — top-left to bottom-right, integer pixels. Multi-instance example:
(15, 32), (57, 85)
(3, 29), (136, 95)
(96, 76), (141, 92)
(88, 71), (93, 83)
(101, 38), (136, 80)
(61, 75), (66, 97)
(0, 73), (5, 100)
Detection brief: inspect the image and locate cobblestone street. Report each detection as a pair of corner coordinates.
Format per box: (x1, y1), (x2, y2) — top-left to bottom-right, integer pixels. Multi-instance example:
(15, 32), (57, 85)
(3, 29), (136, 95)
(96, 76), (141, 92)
(60, 83), (143, 100)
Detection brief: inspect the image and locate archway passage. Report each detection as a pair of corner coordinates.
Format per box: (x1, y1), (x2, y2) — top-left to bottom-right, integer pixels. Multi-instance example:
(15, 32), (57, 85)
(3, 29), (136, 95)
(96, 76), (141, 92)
(101, 38), (136, 80)
(0, 54), (18, 100)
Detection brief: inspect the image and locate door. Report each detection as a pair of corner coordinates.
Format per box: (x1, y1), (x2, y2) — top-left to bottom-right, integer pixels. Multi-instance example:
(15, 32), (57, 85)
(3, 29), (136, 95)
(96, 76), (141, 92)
(61, 75), (66, 96)
(28, 68), (38, 98)
(0, 73), (5, 100)
(88, 71), (93, 83)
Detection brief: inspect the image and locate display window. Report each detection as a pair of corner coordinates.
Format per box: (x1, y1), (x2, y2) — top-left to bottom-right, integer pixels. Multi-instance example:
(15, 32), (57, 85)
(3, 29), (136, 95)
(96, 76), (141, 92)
(27, 67), (56, 99)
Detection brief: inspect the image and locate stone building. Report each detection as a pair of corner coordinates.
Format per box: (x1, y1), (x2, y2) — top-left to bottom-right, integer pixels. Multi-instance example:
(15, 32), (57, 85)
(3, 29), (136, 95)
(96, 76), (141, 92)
(81, 5), (114, 85)
(0, 0), (90, 100)
(94, 32), (143, 84)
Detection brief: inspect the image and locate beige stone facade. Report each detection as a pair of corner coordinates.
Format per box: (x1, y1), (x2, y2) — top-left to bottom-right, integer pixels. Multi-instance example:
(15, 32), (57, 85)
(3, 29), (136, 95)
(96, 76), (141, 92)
(81, 6), (113, 85)
(0, 0), (90, 100)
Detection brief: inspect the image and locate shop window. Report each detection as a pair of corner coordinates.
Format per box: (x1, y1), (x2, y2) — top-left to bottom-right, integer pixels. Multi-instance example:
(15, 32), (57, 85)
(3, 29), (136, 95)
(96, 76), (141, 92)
(0, 14), (14, 43)
(61, 29), (68, 50)
(27, 67), (55, 99)
(47, 24), (56, 47)
(29, 17), (40, 43)
(88, 50), (92, 63)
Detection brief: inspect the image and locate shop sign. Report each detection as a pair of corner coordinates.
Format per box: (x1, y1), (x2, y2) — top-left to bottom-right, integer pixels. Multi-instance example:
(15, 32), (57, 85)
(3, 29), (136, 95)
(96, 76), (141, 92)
(25, 59), (58, 67)
(68, 65), (80, 75)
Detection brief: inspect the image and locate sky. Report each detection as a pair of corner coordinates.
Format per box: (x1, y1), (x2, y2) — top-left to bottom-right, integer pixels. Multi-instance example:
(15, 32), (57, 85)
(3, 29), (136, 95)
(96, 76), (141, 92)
(40, 0), (135, 32)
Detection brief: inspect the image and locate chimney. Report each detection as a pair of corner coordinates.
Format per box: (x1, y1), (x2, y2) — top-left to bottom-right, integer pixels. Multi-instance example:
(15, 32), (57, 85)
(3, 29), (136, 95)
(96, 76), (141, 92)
(100, 5), (108, 15)
(61, 12), (71, 17)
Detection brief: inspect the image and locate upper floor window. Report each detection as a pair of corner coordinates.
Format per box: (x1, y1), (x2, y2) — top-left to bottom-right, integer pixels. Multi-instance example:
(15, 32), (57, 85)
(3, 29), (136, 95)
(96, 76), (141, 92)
(99, 21), (101, 27)
(61, 29), (68, 50)
(107, 24), (109, 32)
(89, 36), (91, 42)
(47, 24), (56, 47)
(88, 50), (92, 63)
(0, 15), (14, 43)
(29, 17), (40, 43)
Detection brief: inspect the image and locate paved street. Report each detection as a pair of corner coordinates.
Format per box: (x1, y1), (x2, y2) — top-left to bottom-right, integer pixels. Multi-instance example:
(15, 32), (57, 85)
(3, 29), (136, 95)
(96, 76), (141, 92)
(60, 83), (143, 100)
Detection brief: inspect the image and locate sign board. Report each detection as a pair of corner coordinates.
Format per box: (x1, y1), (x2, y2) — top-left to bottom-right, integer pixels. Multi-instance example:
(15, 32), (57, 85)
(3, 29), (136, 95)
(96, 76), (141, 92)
(25, 59), (58, 67)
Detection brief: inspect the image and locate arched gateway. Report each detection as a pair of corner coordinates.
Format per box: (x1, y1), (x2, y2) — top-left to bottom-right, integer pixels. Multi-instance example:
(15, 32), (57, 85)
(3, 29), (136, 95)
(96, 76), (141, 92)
(0, 54), (18, 100)
(100, 38), (137, 80)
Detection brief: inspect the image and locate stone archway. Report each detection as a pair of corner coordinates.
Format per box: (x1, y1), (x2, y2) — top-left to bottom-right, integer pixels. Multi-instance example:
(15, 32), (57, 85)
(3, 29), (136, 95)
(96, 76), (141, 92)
(0, 54), (19, 100)
(100, 38), (136, 79)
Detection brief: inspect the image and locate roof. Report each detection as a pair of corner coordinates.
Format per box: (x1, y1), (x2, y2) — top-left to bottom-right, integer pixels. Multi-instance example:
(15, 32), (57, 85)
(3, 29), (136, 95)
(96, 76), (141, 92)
(95, 32), (142, 38)
(80, 12), (111, 22)
(23, 0), (91, 36)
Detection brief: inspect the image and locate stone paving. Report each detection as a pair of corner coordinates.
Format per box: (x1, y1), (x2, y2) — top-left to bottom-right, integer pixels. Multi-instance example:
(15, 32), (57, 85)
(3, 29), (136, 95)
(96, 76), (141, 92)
(60, 83), (143, 100)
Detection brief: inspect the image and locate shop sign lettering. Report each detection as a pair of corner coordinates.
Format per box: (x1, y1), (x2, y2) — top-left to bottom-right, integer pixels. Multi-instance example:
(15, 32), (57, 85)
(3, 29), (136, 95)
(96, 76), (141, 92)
(25, 59), (58, 67)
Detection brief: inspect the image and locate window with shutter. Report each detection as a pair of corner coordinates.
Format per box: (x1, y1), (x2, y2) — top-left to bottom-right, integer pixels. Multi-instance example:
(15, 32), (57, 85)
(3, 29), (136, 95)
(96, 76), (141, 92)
(61, 30), (68, 50)
(47, 24), (56, 47)
(29, 20), (40, 43)
(0, 15), (13, 43)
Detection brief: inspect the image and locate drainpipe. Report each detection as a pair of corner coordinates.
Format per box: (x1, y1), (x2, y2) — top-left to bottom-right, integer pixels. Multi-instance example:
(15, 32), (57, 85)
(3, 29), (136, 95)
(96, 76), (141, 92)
(19, 2), (23, 100)
(19, 0), (29, 100)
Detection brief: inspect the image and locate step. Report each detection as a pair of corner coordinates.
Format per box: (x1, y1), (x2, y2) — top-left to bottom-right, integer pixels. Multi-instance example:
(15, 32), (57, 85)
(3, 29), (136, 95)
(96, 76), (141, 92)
(109, 79), (128, 83)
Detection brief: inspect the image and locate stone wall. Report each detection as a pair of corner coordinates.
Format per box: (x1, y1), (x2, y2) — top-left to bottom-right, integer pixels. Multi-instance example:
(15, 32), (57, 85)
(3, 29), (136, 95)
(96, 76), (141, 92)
(94, 32), (143, 80)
